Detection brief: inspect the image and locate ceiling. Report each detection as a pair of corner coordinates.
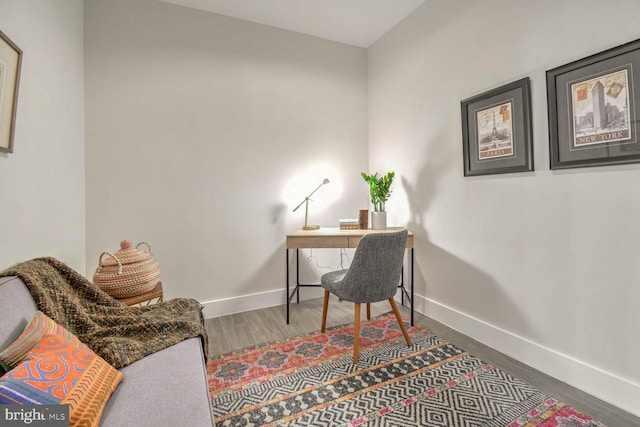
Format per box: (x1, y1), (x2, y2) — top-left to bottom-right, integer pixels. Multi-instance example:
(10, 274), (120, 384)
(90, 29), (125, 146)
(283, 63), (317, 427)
(156, 0), (425, 48)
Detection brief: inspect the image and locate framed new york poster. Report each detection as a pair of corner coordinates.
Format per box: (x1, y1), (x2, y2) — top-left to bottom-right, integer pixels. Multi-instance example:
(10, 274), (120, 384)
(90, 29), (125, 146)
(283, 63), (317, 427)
(547, 38), (640, 169)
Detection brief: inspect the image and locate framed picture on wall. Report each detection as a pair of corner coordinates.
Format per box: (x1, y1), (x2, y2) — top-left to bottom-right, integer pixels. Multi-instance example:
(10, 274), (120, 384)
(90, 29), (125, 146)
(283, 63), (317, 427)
(0, 30), (22, 154)
(547, 38), (640, 169)
(461, 78), (533, 176)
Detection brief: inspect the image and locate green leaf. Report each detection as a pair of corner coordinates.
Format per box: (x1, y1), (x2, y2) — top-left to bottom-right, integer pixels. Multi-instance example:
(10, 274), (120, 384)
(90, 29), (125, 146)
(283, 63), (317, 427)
(361, 171), (394, 212)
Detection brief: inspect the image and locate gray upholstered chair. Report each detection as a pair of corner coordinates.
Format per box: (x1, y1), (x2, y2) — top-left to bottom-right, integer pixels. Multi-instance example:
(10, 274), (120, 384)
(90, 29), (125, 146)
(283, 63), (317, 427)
(320, 229), (412, 363)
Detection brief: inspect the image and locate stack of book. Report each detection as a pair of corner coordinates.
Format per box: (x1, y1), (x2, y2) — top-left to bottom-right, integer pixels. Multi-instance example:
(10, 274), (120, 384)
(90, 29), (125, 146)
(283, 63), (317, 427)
(339, 218), (359, 230)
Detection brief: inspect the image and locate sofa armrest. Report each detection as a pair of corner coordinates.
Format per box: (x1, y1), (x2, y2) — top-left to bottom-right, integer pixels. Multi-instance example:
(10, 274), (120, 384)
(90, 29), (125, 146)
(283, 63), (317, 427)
(0, 276), (38, 350)
(100, 337), (215, 427)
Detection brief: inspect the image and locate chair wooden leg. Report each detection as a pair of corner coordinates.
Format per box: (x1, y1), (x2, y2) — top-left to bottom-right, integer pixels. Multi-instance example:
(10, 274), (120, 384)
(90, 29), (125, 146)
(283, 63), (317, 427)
(353, 303), (361, 363)
(389, 298), (412, 347)
(366, 303), (371, 320)
(321, 290), (330, 333)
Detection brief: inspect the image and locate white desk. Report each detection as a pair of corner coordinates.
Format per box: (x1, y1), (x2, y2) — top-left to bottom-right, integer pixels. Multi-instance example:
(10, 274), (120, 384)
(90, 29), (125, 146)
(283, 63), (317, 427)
(285, 227), (414, 325)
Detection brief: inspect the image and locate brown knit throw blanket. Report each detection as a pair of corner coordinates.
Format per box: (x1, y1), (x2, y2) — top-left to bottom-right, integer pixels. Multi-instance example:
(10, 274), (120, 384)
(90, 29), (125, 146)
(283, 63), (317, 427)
(1, 257), (209, 369)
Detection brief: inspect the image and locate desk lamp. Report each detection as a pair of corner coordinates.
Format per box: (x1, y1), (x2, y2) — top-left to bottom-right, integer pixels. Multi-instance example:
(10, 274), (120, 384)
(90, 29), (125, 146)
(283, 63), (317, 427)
(293, 178), (329, 230)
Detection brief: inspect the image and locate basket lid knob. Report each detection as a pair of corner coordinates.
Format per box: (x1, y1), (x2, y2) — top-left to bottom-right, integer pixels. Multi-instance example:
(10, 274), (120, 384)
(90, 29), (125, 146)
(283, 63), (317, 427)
(98, 239), (153, 267)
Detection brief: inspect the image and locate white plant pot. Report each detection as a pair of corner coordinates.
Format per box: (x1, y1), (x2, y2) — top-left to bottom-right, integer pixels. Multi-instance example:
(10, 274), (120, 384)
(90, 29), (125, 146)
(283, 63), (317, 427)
(371, 211), (387, 230)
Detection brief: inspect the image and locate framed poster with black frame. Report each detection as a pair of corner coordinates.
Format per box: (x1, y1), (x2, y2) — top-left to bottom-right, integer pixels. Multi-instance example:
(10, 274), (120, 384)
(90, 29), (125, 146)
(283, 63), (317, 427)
(547, 38), (640, 169)
(0, 30), (22, 154)
(461, 77), (533, 177)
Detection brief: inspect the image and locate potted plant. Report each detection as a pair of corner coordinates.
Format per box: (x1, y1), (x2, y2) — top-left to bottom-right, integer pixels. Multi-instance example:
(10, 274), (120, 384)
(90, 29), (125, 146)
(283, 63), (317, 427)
(361, 171), (395, 229)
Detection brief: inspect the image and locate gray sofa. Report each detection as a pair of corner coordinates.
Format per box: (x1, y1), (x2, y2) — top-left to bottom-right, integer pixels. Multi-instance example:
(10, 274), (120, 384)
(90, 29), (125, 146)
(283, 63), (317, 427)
(0, 276), (215, 427)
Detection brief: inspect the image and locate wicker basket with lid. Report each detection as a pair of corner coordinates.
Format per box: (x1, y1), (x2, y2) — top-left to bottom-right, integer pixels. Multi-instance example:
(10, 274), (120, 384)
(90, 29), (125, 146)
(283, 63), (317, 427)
(93, 240), (161, 298)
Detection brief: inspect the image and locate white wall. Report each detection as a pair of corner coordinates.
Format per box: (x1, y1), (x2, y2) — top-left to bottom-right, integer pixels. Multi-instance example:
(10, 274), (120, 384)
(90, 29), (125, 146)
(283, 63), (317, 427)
(369, 0), (640, 416)
(0, 0), (85, 273)
(84, 0), (369, 309)
(8, 0), (636, 415)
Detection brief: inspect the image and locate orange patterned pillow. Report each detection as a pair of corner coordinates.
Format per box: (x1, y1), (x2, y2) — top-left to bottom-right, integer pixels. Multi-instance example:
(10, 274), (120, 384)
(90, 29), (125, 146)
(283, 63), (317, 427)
(0, 311), (86, 368)
(0, 331), (123, 427)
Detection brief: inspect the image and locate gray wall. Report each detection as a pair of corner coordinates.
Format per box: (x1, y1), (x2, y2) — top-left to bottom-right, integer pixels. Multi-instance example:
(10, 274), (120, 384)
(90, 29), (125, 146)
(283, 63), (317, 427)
(368, 0), (640, 415)
(84, 0), (369, 308)
(0, 0), (85, 273)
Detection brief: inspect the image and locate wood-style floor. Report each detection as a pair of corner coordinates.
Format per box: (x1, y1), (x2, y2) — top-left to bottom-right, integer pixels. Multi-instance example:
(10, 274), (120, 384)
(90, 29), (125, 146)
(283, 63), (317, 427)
(204, 296), (640, 426)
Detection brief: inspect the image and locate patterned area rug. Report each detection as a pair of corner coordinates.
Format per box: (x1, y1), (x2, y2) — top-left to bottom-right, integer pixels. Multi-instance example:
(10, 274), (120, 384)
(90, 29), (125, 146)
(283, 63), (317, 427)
(207, 313), (605, 426)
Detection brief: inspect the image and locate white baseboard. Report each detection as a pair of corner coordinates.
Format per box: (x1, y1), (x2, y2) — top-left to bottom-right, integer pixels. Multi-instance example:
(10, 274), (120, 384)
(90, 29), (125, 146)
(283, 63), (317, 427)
(201, 288), (639, 417)
(201, 287), (325, 319)
(413, 293), (640, 418)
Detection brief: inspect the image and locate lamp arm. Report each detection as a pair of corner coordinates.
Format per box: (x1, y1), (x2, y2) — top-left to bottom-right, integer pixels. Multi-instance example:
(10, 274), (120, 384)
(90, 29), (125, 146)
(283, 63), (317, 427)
(292, 179), (329, 212)
(293, 197), (308, 212)
(305, 181), (326, 200)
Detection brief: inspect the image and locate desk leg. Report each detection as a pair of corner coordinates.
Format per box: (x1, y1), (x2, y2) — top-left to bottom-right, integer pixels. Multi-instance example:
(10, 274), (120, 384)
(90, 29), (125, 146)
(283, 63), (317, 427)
(401, 264), (405, 306)
(411, 248), (414, 326)
(286, 248), (290, 324)
(296, 249), (300, 304)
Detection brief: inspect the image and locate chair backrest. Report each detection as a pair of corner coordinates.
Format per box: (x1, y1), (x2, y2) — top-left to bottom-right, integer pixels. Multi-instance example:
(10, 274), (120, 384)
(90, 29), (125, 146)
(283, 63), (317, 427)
(339, 229), (408, 303)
